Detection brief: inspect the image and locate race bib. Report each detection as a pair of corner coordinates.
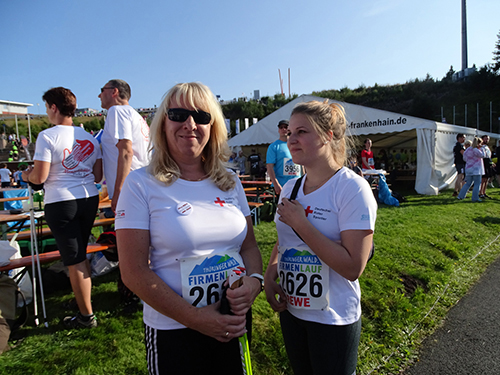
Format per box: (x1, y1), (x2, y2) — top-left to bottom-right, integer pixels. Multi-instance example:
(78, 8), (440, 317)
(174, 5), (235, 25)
(283, 158), (300, 176)
(180, 249), (243, 308)
(368, 157), (374, 168)
(278, 246), (329, 310)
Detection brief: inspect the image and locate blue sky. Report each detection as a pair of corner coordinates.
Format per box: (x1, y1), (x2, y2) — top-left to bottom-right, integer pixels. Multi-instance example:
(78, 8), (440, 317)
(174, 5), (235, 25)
(1, 0), (499, 113)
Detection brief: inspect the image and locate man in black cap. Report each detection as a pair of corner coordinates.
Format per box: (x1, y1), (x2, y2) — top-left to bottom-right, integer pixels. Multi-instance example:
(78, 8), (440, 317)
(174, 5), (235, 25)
(266, 119), (301, 195)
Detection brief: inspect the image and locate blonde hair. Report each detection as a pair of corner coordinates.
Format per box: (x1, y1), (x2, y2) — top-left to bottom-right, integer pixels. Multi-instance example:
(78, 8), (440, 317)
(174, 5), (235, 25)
(472, 136), (482, 148)
(148, 82), (235, 191)
(291, 100), (352, 166)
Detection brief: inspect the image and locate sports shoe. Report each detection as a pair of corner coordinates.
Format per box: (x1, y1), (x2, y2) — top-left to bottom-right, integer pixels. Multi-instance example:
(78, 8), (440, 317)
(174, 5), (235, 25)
(63, 312), (97, 329)
(452, 191), (458, 197)
(484, 194), (492, 199)
(472, 199), (483, 203)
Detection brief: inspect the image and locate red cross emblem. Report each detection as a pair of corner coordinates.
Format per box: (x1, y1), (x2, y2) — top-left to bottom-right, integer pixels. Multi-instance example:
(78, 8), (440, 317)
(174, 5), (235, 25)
(214, 197), (226, 207)
(305, 206), (313, 217)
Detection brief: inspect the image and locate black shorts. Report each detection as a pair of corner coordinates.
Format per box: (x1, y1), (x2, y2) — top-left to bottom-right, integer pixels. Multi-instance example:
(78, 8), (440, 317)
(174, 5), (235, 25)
(145, 324), (246, 375)
(1, 182), (10, 188)
(482, 166), (494, 178)
(455, 164), (465, 175)
(482, 159), (495, 178)
(44, 195), (99, 266)
(280, 310), (361, 375)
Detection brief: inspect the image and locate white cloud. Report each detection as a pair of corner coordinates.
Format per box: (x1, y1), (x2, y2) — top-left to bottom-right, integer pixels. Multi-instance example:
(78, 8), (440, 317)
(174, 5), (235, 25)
(362, 0), (401, 17)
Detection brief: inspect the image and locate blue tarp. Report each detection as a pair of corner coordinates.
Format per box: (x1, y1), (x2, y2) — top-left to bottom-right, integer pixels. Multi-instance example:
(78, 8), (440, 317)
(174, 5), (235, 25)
(377, 174), (399, 207)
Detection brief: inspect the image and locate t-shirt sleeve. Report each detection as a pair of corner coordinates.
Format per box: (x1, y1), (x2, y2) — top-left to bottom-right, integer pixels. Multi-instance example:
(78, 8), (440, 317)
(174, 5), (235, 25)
(95, 140), (102, 160)
(107, 107), (133, 142)
(266, 143), (277, 164)
(33, 132), (52, 162)
(115, 171), (150, 230)
(338, 178), (377, 232)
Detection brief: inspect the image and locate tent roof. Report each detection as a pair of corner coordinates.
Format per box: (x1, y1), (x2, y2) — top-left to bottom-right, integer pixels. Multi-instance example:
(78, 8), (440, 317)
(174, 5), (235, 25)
(228, 94), (499, 147)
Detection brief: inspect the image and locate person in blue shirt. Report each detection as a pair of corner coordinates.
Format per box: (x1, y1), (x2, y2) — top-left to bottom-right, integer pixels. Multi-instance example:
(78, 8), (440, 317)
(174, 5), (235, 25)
(266, 120), (302, 195)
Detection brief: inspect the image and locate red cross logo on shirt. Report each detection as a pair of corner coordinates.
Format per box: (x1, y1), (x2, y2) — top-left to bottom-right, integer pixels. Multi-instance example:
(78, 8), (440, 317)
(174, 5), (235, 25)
(305, 206), (313, 217)
(214, 197), (226, 207)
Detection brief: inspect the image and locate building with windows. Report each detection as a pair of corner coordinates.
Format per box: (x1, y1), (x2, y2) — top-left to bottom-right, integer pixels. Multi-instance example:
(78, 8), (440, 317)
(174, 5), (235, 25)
(0, 100), (33, 116)
(75, 108), (100, 116)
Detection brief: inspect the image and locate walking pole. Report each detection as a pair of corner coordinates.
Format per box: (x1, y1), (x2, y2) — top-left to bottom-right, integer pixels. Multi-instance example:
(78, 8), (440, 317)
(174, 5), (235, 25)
(28, 185), (48, 327)
(221, 268), (253, 375)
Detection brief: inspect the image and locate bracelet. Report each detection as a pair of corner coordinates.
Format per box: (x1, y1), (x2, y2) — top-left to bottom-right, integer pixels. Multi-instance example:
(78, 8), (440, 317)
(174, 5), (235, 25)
(248, 273), (264, 292)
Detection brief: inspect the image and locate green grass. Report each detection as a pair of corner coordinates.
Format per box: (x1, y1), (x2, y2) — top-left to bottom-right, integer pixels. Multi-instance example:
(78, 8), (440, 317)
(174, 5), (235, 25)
(2, 188), (500, 374)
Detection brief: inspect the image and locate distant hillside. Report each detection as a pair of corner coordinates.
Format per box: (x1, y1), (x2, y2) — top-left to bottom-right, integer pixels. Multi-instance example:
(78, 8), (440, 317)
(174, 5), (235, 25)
(223, 66), (500, 136)
(312, 66), (500, 133)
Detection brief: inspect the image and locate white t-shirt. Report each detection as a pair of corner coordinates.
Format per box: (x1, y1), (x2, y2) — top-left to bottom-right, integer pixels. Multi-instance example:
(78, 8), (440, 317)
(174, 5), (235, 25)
(115, 168), (251, 330)
(101, 105), (150, 198)
(275, 167), (377, 326)
(34, 125), (101, 204)
(0, 168), (11, 182)
(13, 170), (21, 182)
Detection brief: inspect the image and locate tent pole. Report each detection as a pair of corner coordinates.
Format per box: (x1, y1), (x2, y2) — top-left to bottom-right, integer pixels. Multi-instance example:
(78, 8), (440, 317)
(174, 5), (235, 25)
(476, 103), (479, 130)
(465, 104), (467, 127)
(490, 102), (492, 133)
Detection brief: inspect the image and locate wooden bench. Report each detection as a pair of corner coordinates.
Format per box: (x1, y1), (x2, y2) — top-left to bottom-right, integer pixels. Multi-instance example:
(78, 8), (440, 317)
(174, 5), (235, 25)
(248, 201), (264, 225)
(245, 193), (275, 200)
(395, 175), (416, 181)
(0, 196), (29, 203)
(6, 218), (115, 241)
(0, 243), (115, 273)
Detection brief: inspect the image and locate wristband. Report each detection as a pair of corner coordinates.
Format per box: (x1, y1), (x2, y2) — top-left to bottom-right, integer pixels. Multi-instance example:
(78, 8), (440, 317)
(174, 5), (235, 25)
(249, 273), (264, 292)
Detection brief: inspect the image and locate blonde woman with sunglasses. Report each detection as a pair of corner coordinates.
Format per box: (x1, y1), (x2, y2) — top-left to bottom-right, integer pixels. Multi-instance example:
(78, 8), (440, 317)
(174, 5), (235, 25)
(115, 82), (262, 375)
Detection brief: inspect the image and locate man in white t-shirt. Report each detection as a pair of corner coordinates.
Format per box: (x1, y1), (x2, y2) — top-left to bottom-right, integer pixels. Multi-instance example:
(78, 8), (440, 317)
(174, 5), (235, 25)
(99, 79), (150, 212)
(0, 164), (12, 188)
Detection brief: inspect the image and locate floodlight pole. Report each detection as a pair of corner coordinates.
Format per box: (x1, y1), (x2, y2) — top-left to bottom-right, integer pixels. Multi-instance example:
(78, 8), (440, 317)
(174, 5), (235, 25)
(15, 115), (19, 140)
(27, 115), (32, 144)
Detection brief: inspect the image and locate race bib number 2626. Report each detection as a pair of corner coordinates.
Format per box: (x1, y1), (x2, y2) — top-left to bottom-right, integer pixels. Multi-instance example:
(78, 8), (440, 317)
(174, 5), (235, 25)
(278, 246), (329, 310)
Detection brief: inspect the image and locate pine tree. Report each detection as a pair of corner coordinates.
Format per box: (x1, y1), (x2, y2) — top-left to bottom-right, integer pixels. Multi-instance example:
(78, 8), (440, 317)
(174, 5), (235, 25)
(493, 30), (500, 73)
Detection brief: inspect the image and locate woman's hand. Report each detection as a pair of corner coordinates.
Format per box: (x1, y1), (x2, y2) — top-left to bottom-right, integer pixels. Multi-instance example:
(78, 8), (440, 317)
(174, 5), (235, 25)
(21, 167), (32, 183)
(277, 197), (308, 230)
(264, 259), (287, 313)
(264, 278), (287, 312)
(226, 276), (261, 316)
(191, 302), (247, 342)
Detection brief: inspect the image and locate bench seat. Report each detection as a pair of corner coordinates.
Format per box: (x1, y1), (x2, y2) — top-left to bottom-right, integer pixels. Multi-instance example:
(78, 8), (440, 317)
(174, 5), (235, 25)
(0, 243), (115, 272)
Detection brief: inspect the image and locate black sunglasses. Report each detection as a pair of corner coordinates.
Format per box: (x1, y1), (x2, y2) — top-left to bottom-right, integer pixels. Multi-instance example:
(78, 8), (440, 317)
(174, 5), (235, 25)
(167, 108), (211, 125)
(100, 87), (115, 93)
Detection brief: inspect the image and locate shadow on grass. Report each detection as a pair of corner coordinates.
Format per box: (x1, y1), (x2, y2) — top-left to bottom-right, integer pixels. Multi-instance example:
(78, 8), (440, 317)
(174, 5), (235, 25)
(12, 268), (130, 340)
(473, 216), (500, 225)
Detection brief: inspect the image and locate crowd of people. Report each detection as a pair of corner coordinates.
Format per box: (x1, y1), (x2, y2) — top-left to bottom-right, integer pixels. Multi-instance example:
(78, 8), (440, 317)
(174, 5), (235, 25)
(5, 74), (500, 373)
(454, 133), (498, 202)
(4, 80), (380, 374)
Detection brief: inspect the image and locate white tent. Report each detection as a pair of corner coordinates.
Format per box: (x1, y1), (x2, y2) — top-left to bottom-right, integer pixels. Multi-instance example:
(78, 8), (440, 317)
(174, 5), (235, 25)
(228, 95), (499, 195)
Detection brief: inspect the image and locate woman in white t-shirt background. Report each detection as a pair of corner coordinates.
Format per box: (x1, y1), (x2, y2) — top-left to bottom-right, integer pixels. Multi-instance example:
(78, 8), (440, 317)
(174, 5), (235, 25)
(22, 87), (102, 329)
(115, 82), (263, 375)
(264, 100), (377, 375)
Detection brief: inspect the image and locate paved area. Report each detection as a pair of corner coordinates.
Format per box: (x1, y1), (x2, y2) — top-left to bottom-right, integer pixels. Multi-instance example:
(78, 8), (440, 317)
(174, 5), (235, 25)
(404, 255), (500, 374)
